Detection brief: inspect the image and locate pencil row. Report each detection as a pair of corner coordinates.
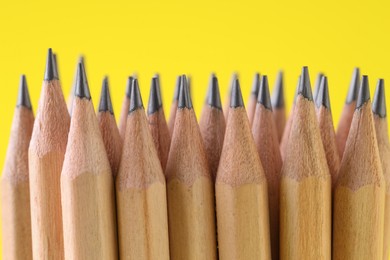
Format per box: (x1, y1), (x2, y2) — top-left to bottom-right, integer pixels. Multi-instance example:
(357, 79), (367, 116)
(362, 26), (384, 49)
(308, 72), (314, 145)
(2, 48), (389, 260)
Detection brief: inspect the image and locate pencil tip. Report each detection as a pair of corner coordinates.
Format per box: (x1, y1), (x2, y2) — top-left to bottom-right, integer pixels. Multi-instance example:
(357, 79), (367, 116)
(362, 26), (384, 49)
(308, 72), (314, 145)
(173, 76), (181, 101)
(53, 53), (60, 79)
(298, 66), (313, 100)
(313, 73), (324, 101)
(129, 78), (143, 113)
(148, 76), (162, 114)
(98, 77), (113, 114)
(206, 74), (222, 109)
(271, 71), (284, 108)
(346, 67), (360, 104)
(44, 48), (59, 81)
(372, 79), (386, 117)
(177, 75), (193, 109)
(17, 75), (32, 110)
(251, 73), (260, 96)
(74, 62), (91, 99)
(125, 76), (134, 98)
(315, 76), (331, 109)
(258, 75), (272, 110)
(230, 78), (244, 108)
(356, 75), (370, 109)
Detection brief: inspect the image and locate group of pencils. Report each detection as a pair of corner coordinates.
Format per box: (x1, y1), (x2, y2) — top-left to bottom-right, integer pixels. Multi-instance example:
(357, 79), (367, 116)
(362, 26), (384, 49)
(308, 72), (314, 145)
(1, 48), (389, 260)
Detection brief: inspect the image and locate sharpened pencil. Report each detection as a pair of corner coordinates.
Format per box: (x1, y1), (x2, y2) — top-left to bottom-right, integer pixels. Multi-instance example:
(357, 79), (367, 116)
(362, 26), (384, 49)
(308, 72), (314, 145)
(168, 76), (181, 137)
(280, 67), (331, 259)
(216, 77), (271, 259)
(223, 73), (238, 121)
(252, 75), (282, 259)
(165, 75), (217, 259)
(2, 75), (34, 260)
(61, 62), (118, 259)
(118, 76), (134, 139)
(147, 75), (171, 171)
(271, 71), (286, 142)
(116, 78), (170, 259)
(247, 73), (260, 125)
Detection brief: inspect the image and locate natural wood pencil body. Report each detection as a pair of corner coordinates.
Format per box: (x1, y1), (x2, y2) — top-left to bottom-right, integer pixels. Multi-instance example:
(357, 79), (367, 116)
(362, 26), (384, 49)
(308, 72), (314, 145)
(168, 99), (178, 136)
(273, 108), (286, 142)
(279, 107), (294, 160)
(29, 79), (69, 260)
(374, 114), (390, 260)
(148, 109), (171, 171)
(280, 95), (331, 259)
(217, 106), (271, 260)
(333, 102), (385, 260)
(247, 94), (257, 125)
(2, 107), (34, 260)
(199, 106), (226, 180)
(166, 108), (217, 260)
(119, 95), (130, 139)
(336, 102), (355, 159)
(61, 98), (117, 259)
(252, 104), (282, 259)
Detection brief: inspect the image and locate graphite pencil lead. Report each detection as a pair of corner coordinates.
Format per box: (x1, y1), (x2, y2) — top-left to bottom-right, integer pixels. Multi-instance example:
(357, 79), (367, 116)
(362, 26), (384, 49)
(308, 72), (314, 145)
(53, 53), (60, 79)
(316, 76), (331, 109)
(17, 75), (32, 110)
(251, 73), (261, 95)
(298, 66), (313, 100)
(44, 48), (59, 81)
(153, 74), (163, 107)
(148, 77), (162, 114)
(74, 62), (91, 99)
(271, 71), (284, 108)
(230, 78), (244, 108)
(125, 76), (134, 98)
(129, 78), (143, 113)
(313, 73), (324, 101)
(173, 76), (181, 101)
(258, 75), (272, 110)
(372, 79), (386, 118)
(346, 67), (360, 104)
(98, 77), (113, 114)
(177, 75), (192, 109)
(206, 74), (222, 109)
(356, 75), (370, 109)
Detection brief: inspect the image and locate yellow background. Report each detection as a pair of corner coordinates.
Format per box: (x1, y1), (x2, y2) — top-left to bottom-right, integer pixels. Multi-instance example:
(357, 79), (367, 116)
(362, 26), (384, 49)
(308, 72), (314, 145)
(0, 0), (389, 255)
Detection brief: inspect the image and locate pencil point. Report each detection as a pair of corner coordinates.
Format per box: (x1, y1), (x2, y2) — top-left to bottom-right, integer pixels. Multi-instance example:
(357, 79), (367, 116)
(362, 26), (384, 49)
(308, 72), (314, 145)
(251, 73), (260, 96)
(148, 76), (162, 114)
(298, 66), (313, 100)
(271, 71), (284, 108)
(53, 53), (60, 79)
(356, 75), (370, 109)
(44, 48), (59, 81)
(17, 75), (32, 110)
(129, 78), (143, 112)
(372, 79), (386, 118)
(315, 76), (331, 109)
(178, 75), (193, 109)
(153, 74), (163, 107)
(206, 74), (222, 109)
(98, 77), (113, 114)
(173, 76), (181, 101)
(125, 76), (134, 98)
(74, 62), (91, 99)
(313, 73), (324, 100)
(258, 75), (272, 110)
(230, 78), (244, 108)
(346, 68), (360, 104)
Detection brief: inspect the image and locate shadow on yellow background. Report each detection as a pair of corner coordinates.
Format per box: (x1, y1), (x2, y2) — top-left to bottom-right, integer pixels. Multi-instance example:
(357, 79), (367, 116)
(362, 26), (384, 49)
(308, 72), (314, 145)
(0, 0), (389, 256)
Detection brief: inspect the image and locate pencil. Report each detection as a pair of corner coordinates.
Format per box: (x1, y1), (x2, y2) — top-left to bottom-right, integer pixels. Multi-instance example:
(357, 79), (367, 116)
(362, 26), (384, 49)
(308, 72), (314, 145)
(216, 77), (271, 259)
(61, 62), (118, 259)
(1, 75), (34, 260)
(53, 53), (60, 79)
(335, 68), (360, 159)
(118, 76), (134, 139)
(280, 67), (331, 259)
(315, 76), (340, 190)
(97, 77), (123, 176)
(312, 72), (324, 101)
(279, 76), (300, 160)
(333, 75), (385, 259)
(199, 73), (226, 180)
(147, 75), (171, 171)
(167, 76), (181, 136)
(371, 79), (390, 260)
(67, 56), (84, 114)
(116, 78), (170, 259)
(29, 49), (69, 259)
(223, 73), (238, 120)
(165, 75), (217, 259)
(252, 75), (282, 260)
(247, 72), (260, 125)
(271, 71), (286, 142)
